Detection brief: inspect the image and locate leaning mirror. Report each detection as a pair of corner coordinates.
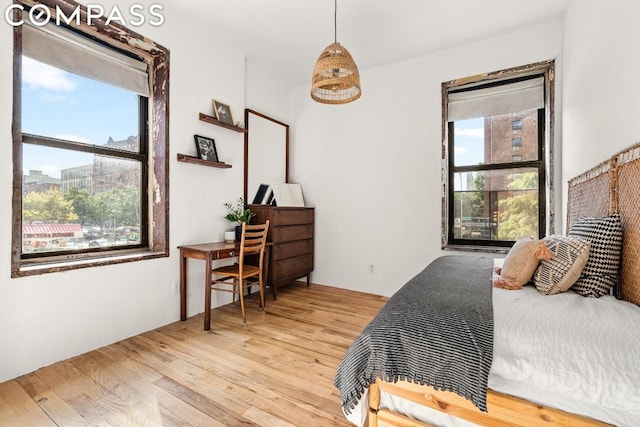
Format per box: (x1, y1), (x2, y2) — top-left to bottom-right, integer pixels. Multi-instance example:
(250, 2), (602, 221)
(244, 109), (289, 204)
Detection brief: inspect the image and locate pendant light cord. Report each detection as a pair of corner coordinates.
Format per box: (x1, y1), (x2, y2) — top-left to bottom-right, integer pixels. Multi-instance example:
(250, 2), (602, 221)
(334, 0), (337, 44)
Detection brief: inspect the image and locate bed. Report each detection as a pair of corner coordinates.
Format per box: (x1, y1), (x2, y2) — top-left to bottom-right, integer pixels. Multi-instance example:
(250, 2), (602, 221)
(334, 141), (640, 427)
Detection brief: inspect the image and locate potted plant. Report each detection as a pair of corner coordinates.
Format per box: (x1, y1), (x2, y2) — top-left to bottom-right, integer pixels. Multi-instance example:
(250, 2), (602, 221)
(224, 197), (255, 242)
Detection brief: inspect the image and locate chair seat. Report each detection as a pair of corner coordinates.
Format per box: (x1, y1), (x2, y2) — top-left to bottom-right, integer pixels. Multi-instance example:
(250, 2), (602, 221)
(212, 263), (260, 277)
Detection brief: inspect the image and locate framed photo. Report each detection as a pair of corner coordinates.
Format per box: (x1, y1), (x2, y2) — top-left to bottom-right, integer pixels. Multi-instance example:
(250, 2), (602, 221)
(212, 99), (234, 125)
(194, 134), (219, 162)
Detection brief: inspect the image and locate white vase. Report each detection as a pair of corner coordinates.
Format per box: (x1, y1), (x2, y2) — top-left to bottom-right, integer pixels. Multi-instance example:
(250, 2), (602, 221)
(224, 231), (235, 243)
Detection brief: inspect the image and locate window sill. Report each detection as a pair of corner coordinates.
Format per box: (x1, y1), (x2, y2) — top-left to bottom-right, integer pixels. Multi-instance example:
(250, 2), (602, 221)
(14, 249), (168, 278)
(442, 244), (509, 255)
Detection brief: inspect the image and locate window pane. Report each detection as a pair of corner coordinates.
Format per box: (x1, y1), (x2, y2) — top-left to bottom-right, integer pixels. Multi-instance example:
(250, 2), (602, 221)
(453, 109), (538, 166)
(453, 168), (539, 242)
(512, 119), (522, 130)
(22, 56), (139, 152)
(22, 145), (141, 254)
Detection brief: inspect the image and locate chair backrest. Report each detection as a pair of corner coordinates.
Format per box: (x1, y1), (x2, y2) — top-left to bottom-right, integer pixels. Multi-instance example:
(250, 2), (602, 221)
(239, 221), (269, 259)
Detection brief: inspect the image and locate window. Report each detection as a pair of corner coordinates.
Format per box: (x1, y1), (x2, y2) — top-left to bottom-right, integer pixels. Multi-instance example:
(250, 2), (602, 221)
(11, 1), (170, 276)
(512, 119), (522, 131)
(442, 61), (554, 250)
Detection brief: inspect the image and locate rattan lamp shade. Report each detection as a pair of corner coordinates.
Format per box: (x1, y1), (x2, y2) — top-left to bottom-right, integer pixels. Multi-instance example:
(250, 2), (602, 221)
(311, 42), (361, 104)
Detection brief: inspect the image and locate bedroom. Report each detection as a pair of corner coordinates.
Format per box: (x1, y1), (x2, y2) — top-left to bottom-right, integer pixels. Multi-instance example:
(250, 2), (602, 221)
(1, 0), (639, 425)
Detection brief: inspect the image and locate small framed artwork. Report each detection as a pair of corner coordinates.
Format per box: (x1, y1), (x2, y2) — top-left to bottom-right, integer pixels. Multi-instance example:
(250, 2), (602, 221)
(194, 134), (219, 162)
(212, 99), (234, 125)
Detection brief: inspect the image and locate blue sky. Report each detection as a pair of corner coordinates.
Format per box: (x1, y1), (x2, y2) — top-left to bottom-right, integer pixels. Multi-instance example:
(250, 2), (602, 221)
(453, 117), (484, 167)
(452, 117), (485, 192)
(22, 56), (138, 178)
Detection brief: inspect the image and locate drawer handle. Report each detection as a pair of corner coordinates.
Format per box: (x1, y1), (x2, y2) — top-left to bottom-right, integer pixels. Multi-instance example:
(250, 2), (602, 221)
(229, 251), (235, 256)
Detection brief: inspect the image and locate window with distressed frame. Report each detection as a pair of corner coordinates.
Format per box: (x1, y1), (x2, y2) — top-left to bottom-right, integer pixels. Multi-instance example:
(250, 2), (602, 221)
(11, 0), (170, 276)
(441, 61), (555, 251)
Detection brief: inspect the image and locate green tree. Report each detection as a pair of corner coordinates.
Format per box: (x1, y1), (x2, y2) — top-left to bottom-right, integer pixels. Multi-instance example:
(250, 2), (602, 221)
(497, 172), (538, 240)
(93, 185), (140, 230)
(23, 188), (79, 224)
(64, 187), (96, 226)
(454, 172), (485, 220)
(114, 185), (141, 226)
(93, 191), (116, 230)
(470, 172), (485, 216)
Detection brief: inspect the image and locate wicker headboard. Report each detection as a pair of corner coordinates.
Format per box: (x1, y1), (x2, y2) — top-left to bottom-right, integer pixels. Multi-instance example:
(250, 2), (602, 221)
(567, 142), (640, 306)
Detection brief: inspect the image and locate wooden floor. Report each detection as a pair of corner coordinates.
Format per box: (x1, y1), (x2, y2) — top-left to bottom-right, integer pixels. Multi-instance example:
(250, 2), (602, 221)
(0, 282), (387, 426)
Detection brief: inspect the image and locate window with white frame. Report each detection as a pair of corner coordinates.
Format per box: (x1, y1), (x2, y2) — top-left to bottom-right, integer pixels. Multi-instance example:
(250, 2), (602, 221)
(11, 1), (169, 276)
(442, 61), (554, 250)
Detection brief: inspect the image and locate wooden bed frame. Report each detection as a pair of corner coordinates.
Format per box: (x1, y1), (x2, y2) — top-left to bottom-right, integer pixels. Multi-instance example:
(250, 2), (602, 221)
(367, 141), (640, 427)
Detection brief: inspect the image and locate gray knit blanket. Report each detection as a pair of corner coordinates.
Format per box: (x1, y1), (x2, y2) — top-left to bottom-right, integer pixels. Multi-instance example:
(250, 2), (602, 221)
(334, 255), (494, 415)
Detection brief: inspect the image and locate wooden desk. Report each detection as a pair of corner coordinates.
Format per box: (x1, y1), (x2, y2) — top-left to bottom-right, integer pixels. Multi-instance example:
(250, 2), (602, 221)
(178, 241), (268, 331)
(179, 242), (239, 330)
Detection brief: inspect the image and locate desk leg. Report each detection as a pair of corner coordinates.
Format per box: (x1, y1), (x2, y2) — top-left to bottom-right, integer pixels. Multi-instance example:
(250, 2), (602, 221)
(261, 247), (270, 308)
(180, 249), (187, 321)
(204, 253), (212, 331)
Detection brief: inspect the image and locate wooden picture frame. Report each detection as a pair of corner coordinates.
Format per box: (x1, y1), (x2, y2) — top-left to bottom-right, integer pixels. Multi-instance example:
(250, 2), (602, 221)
(194, 134), (219, 162)
(212, 99), (234, 125)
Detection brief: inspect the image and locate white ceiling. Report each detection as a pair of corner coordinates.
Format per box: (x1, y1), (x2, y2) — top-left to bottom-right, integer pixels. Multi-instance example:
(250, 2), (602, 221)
(177, 0), (569, 87)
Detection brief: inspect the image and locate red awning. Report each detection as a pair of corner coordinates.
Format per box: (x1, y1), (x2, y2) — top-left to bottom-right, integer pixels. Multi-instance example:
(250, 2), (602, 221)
(23, 223), (83, 237)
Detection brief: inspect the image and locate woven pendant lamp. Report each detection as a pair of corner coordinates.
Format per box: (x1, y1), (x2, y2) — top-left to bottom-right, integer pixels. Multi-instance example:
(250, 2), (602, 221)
(310, 0), (361, 104)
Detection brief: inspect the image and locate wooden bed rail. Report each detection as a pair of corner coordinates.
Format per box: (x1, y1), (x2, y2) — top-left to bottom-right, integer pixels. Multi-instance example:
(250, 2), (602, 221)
(368, 379), (611, 427)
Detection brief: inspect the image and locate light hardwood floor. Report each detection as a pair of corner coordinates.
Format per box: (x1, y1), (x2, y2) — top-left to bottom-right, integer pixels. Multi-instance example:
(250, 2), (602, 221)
(0, 282), (387, 426)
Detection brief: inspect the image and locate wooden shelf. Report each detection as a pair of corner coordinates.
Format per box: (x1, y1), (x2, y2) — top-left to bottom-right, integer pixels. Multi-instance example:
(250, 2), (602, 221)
(199, 113), (247, 133)
(186, 111), (243, 169)
(177, 153), (232, 168)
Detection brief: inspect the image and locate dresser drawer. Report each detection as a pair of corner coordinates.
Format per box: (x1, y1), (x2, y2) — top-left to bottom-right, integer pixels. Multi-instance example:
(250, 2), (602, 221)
(272, 253), (313, 283)
(272, 224), (313, 242)
(271, 239), (313, 261)
(272, 208), (314, 226)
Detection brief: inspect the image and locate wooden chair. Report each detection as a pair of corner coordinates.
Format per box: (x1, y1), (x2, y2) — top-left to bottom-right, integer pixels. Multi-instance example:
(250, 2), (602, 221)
(210, 221), (270, 324)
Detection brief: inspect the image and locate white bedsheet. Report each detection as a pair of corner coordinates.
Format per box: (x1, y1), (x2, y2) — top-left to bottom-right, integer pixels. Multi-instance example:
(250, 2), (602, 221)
(490, 285), (640, 426)
(345, 259), (640, 426)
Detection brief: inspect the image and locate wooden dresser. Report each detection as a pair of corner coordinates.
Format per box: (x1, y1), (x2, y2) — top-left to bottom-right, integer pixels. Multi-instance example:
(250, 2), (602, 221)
(249, 205), (314, 298)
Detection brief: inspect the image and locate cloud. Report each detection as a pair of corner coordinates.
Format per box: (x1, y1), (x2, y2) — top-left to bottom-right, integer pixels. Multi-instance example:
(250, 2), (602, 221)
(455, 127), (484, 138)
(39, 93), (72, 103)
(53, 134), (92, 144)
(454, 147), (468, 155)
(22, 57), (77, 92)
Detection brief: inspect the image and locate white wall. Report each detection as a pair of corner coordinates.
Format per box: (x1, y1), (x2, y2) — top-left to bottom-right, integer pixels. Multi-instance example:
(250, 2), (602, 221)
(561, 0), (640, 220)
(0, 3), (280, 382)
(245, 60), (290, 122)
(289, 20), (564, 297)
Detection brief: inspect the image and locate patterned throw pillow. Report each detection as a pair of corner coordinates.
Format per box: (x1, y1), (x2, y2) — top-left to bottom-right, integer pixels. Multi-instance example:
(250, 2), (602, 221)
(533, 235), (590, 295)
(568, 214), (623, 297)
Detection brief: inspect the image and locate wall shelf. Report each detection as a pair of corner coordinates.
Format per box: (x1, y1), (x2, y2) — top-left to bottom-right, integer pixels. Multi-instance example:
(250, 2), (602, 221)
(177, 153), (232, 168)
(184, 111), (243, 169)
(199, 113), (247, 133)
